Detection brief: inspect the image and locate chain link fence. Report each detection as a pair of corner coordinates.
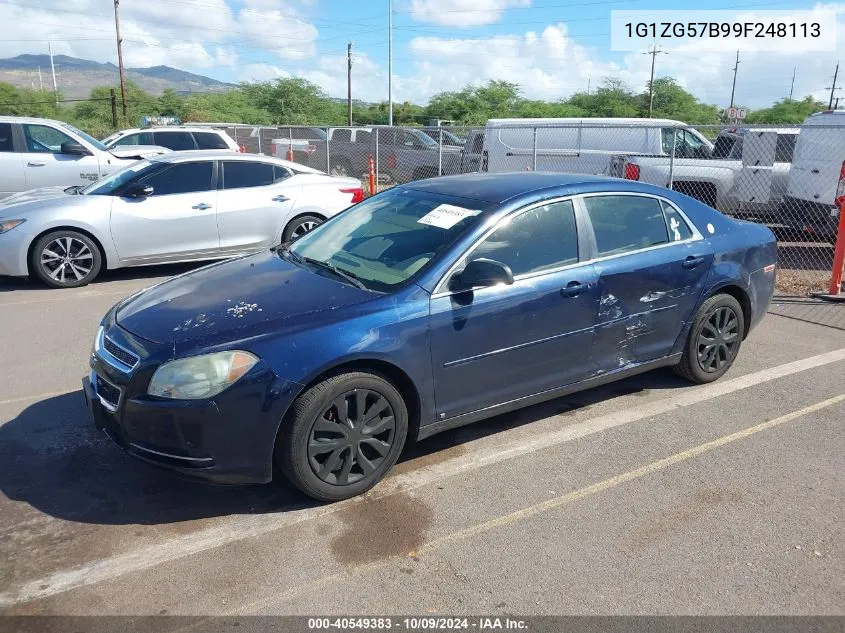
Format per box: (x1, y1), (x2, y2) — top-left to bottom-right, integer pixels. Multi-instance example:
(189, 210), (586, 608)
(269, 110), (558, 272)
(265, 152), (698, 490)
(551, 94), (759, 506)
(196, 121), (844, 322)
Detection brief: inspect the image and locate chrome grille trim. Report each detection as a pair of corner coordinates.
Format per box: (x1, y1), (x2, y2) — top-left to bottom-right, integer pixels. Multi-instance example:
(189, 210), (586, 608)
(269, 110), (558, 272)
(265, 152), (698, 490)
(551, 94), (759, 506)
(95, 328), (139, 373)
(92, 372), (122, 412)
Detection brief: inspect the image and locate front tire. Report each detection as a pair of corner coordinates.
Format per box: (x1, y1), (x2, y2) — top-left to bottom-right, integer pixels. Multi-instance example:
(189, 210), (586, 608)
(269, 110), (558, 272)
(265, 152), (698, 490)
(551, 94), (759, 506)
(276, 372), (408, 502)
(30, 230), (102, 288)
(675, 294), (744, 384)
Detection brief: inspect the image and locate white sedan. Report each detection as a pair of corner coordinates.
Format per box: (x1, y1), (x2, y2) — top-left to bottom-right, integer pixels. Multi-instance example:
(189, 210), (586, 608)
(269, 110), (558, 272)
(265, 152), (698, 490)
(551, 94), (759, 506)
(0, 151), (364, 288)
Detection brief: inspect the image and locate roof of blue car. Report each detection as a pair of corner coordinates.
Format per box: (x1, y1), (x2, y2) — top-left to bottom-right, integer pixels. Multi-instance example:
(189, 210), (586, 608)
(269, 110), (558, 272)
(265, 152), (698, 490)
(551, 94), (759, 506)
(402, 172), (627, 204)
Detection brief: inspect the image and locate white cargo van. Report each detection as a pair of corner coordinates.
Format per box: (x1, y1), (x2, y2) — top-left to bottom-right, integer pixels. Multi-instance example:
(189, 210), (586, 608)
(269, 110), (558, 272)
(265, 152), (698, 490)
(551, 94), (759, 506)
(481, 118), (713, 175)
(781, 110), (845, 238)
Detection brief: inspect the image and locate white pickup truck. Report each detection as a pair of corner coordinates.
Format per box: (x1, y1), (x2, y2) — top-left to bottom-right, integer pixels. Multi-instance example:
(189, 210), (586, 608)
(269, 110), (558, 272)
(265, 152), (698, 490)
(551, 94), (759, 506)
(612, 127), (798, 220)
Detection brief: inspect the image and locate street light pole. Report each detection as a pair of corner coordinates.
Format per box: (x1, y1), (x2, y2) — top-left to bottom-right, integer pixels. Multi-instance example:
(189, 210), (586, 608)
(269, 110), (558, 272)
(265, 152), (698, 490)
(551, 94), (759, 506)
(388, 0), (393, 126)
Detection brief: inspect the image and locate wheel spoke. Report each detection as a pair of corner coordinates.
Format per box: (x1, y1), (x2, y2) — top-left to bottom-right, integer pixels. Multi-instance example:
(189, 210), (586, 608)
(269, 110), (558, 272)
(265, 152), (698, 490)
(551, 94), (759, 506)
(318, 448), (345, 477)
(362, 396), (390, 426)
(723, 331), (738, 343)
(335, 448), (354, 485)
(49, 263), (65, 280)
(308, 438), (346, 457)
(360, 437), (390, 457)
(42, 248), (62, 262)
(353, 389), (367, 426)
(701, 323), (718, 338)
(313, 418), (346, 436)
(63, 237), (73, 257)
(68, 262), (83, 280)
(356, 445), (376, 475)
(363, 414), (394, 437)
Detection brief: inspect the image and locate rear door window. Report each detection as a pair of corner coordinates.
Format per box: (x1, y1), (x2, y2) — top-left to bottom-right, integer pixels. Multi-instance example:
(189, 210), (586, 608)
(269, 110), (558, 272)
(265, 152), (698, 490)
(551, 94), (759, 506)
(152, 131), (197, 151)
(194, 132), (230, 150)
(583, 195), (669, 257)
(221, 161), (279, 189)
(0, 123), (14, 152)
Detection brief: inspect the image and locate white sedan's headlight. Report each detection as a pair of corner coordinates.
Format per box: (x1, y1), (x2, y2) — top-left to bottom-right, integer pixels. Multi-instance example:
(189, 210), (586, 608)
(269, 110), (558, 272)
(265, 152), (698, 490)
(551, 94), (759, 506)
(148, 351), (259, 400)
(0, 219), (25, 234)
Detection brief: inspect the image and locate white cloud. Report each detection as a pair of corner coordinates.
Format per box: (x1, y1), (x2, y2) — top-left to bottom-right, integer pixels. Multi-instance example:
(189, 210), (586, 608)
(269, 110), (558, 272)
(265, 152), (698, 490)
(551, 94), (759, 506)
(409, 0), (531, 27)
(242, 63), (291, 82)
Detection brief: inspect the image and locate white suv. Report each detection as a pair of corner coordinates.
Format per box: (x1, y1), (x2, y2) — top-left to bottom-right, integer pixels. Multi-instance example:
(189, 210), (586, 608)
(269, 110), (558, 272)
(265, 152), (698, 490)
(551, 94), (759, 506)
(102, 126), (240, 152)
(0, 116), (147, 199)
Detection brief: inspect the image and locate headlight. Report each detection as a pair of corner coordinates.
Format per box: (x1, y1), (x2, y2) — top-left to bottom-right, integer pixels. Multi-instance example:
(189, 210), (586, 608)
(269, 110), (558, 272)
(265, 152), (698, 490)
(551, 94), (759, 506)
(147, 351), (259, 400)
(0, 219), (25, 234)
(92, 326), (104, 354)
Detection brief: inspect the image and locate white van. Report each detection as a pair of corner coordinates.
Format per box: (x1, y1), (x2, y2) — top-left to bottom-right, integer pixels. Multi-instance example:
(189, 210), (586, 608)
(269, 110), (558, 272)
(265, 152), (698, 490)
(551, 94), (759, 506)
(781, 110), (845, 238)
(482, 117), (713, 175)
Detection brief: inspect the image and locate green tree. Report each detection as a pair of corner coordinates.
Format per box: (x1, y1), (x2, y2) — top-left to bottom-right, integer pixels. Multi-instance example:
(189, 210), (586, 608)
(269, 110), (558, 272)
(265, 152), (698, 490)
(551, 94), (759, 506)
(240, 78), (343, 124)
(566, 79), (640, 117)
(0, 82), (60, 118)
(425, 81), (523, 124)
(744, 96), (826, 124)
(639, 77), (720, 123)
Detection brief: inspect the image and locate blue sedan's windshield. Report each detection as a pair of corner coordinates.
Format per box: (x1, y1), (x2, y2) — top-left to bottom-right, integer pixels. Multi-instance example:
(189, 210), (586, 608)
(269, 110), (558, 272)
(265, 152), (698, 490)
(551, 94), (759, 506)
(82, 160), (153, 195)
(288, 188), (489, 291)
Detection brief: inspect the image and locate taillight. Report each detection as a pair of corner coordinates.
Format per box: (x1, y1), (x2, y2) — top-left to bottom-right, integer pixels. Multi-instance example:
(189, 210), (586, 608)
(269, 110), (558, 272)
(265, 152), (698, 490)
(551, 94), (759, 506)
(305, 144), (317, 155)
(624, 163), (640, 181)
(341, 187), (364, 204)
(238, 145), (246, 153)
(387, 154), (397, 169)
(836, 161), (845, 206)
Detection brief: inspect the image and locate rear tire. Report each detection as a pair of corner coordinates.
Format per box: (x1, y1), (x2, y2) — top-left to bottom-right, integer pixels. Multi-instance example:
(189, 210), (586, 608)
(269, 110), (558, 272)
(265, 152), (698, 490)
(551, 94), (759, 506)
(276, 371), (408, 502)
(674, 294), (744, 384)
(329, 157), (354, 178)
(283, 214), (323, 242)
(30, 230), (102, 288)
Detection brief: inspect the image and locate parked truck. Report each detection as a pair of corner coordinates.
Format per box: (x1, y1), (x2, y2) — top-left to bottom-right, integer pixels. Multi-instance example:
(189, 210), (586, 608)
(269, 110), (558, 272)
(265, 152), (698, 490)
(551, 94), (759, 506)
(613, 127), (798, 220)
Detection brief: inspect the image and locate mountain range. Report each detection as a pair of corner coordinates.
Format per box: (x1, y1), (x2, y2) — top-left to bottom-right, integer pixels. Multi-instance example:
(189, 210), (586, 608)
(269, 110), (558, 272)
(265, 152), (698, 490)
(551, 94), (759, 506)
(0, 54), (235, 99)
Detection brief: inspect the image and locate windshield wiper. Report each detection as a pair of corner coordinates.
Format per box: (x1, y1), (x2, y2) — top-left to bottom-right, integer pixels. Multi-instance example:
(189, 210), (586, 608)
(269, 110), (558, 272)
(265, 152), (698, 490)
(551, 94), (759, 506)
(64, 185), (84, 195)
(301, 256), (368, 291)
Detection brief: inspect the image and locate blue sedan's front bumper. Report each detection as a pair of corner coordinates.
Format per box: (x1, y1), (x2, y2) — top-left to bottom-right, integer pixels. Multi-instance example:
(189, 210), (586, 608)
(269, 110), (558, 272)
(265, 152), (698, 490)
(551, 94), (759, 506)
(84, 324), (303, 485)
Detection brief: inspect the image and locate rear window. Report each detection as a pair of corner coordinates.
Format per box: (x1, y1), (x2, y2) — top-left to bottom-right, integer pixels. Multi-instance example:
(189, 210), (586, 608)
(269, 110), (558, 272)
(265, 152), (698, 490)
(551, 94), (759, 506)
(222, 161), (288, 189)
(194, 132), (230, 150)
(0, 122), (14, 152)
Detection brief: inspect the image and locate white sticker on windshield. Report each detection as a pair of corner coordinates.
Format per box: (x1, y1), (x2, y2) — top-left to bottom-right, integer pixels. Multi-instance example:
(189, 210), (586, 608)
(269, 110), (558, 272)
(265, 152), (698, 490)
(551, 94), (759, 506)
(417, 204), (481, 229)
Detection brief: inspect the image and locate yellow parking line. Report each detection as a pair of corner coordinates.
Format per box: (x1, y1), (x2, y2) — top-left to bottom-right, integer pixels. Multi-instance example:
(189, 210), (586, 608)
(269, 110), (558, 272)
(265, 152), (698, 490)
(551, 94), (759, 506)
(228, 392), (845, 615)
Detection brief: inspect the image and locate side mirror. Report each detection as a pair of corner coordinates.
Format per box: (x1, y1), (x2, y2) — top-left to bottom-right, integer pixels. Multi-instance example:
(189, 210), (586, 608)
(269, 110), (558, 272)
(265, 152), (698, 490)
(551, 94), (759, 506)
(452, 258), (514, 291)
(123, 184), (154, 198)
(60, 141), (91, 156)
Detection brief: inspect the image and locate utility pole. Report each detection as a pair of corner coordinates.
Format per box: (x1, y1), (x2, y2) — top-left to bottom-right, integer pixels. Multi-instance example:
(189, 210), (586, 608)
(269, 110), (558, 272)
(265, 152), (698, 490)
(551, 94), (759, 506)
(388, 0), (393, 126)
(113, 0), (129, 125)
(48, 43), (58, 107)
(644, 44), (665, 118)
(827, 63), (840, 110)
(729, 51), (740, 109)
(38, 66), (44, 91)
(836, 97), (841, 110)
(347, 42), (353, 126)
(789, 67), (796, 101)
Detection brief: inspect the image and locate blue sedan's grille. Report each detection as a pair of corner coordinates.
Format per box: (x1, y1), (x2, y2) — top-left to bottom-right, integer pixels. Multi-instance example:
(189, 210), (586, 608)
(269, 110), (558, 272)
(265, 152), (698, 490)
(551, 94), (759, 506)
(103, 336), (139, 368)
(94, 374), (121, 410)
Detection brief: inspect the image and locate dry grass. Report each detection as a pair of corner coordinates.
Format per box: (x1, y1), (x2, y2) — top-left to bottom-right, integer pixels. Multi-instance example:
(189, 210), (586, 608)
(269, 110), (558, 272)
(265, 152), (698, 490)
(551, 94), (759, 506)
(776, 268), (831, 296)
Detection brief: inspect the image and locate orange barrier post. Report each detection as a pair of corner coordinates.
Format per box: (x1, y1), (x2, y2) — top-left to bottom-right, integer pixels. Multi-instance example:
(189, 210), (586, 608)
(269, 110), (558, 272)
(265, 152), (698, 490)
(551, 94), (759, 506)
(828, 199), (845, 295)
(286, 140), (294, 162)
(368, 154), (376, 196)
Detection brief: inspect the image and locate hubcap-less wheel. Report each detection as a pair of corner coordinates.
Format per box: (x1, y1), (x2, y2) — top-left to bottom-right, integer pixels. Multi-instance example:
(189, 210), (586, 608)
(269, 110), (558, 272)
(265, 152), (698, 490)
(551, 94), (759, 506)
(40, 237), (94, 283)
(697, 306), (740, 372)
(291, 220), (318, 239)
(308, 389), (396, 486)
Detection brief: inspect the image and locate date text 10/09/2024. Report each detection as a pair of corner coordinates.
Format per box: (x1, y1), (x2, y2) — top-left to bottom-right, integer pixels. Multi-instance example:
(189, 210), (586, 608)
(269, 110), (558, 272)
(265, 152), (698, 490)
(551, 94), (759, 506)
(307, 618), (528, 630)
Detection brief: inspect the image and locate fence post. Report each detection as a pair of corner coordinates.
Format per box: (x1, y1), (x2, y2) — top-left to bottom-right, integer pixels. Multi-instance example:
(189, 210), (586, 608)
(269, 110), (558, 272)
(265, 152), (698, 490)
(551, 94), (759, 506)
(257, 127), (262, 155)
(532, 127), (538, 171)
(109, 89), (118, 129)
(438, 127), (443, 176)
(375, 128), (380, 188)
(326, 127), (331, 174)
(668, 127), (677, 189)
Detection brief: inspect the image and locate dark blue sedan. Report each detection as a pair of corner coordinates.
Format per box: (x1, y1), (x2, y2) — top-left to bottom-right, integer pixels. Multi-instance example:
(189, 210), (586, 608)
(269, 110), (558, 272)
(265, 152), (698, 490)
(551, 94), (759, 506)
(84, 173), (777, 501)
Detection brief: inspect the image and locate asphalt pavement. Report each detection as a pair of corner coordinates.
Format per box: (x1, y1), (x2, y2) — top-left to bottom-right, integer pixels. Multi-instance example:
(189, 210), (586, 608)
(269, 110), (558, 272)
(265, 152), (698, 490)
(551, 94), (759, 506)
(0, 264), (843, 617)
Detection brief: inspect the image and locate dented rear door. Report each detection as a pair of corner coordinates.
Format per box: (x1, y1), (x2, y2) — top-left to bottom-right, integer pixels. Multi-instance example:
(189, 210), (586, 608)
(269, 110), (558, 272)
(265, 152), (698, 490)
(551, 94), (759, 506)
(581, 194), (714, 372)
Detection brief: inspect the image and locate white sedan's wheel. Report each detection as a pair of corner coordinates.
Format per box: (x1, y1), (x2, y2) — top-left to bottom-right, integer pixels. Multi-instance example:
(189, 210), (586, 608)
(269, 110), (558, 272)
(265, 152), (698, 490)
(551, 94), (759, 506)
(283, 215), (323, 242)
(30, 230), (102, 288)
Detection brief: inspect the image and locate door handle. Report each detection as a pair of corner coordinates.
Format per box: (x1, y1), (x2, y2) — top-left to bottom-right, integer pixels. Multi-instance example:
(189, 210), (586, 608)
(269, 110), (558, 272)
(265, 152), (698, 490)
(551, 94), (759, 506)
(272, 195), (290, 202)
(560, 281), (587, 298)
(682, 256), (705, 269)
(192, 203), (212, 210)
(27, 161), (46, 167)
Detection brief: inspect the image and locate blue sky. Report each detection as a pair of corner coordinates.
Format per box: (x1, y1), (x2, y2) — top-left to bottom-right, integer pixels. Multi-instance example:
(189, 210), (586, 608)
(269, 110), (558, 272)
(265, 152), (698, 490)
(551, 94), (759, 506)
(0, 0), (841, 108)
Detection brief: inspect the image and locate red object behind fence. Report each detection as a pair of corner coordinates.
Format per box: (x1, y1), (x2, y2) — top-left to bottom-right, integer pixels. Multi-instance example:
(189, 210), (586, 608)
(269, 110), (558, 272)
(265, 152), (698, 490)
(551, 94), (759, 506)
(828, 200), (845, 295)
(368, 154), (376, 196)
(286, 142), (294, 162)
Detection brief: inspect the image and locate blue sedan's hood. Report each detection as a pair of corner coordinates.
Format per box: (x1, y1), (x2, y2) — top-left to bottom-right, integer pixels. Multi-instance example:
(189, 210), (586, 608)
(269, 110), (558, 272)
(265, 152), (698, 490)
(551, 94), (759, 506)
(116, 251), (377, 347)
